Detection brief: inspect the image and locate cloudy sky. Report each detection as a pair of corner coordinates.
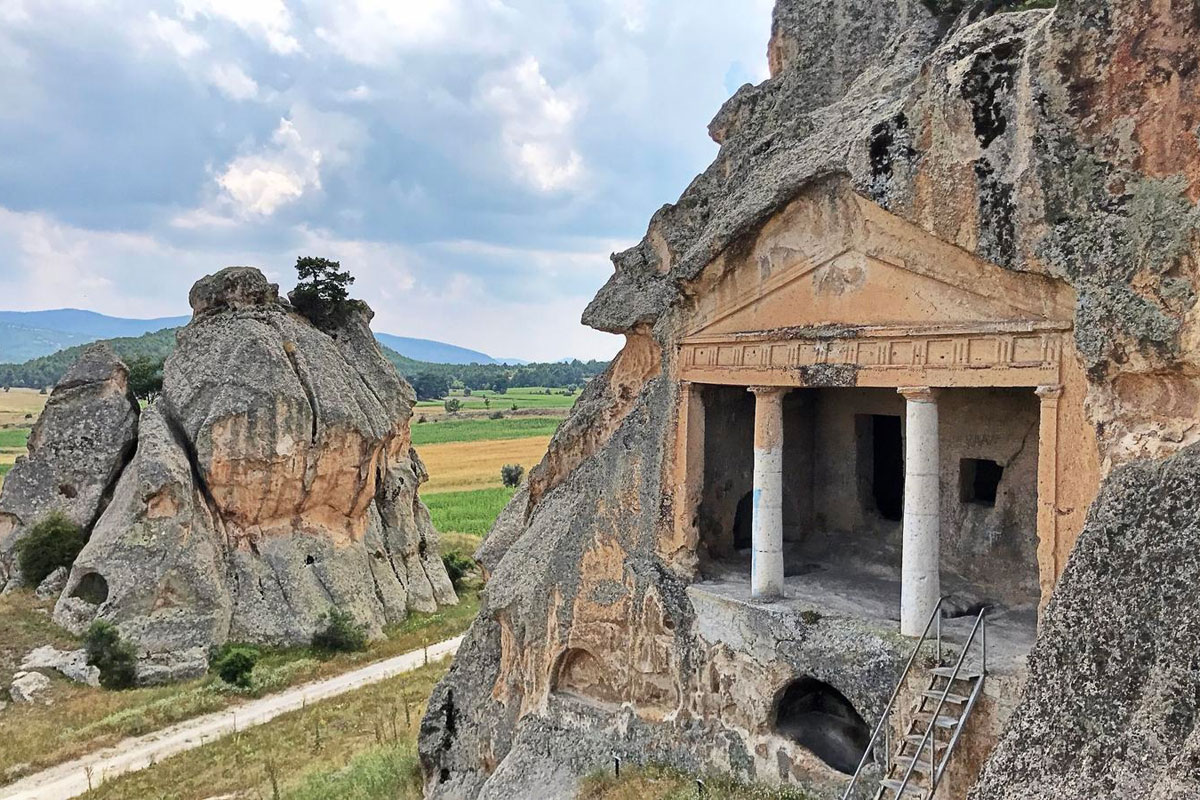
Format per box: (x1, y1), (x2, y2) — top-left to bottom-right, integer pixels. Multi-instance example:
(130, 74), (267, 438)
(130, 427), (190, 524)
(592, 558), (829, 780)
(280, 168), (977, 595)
(0, 0), (773, 361)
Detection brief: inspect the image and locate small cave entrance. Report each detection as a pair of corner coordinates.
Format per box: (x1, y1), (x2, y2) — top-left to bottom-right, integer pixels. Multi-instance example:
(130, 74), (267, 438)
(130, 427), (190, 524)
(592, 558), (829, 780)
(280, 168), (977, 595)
(960, 458), (1003, 506)
(773, 676), (870, 775)
(72, 572), (109, 605)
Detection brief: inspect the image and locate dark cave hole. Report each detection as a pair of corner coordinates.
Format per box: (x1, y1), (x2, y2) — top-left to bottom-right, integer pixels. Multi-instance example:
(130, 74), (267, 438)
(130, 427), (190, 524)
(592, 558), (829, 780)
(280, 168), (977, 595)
(72, 572), (109, 605)
(774, 676), (871, 775)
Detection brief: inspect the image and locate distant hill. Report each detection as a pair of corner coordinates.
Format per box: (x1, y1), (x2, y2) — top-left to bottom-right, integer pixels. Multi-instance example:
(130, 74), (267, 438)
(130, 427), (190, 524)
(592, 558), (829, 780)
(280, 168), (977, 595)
(373, 333), (501, 365)
(0, 321), (97, 363)
(0, 309), (511, 366)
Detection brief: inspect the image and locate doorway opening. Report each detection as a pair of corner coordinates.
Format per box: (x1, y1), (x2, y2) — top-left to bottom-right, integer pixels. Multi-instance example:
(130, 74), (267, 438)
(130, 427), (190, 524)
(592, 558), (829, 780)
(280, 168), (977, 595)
(863, 414), (903, 521)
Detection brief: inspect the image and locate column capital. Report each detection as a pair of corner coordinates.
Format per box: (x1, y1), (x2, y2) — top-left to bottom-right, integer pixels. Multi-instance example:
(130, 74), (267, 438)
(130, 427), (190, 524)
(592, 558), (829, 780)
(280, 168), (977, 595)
(1035, 384), (1064, 400)
(897, 386), (937, 403)
(747, 385), (788, 397)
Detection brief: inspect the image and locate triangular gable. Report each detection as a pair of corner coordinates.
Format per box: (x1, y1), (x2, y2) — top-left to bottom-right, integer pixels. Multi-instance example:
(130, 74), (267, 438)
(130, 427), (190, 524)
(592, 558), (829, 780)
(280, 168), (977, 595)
(684, 182), (1073, 340)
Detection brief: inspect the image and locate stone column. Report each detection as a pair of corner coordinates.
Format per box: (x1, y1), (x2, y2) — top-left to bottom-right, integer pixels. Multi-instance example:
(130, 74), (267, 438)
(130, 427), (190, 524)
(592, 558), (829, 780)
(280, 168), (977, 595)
(1034, 384), (1063, 615)
(749, 386), (786, 600)
(898, 387), (940, 636)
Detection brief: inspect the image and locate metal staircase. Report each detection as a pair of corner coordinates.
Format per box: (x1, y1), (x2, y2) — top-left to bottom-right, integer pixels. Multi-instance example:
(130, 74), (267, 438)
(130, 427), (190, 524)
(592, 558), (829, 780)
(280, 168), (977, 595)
(842, 599), (989, 800)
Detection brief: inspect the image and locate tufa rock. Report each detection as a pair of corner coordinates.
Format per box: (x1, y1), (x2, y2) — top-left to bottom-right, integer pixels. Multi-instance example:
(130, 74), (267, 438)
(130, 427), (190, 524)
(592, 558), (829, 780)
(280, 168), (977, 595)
(0, 343), (139, 588)
(422, 0), (1200, 797)
(20, 645), (100, 687)
(53, 267), (456, 677)
(35, 566), (69, 600)
(9, 671), (52, 705)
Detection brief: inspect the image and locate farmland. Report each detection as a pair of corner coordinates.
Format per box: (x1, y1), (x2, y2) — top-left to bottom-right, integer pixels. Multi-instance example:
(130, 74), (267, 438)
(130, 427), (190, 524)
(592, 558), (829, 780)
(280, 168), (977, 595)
(0, 388), (41, 487)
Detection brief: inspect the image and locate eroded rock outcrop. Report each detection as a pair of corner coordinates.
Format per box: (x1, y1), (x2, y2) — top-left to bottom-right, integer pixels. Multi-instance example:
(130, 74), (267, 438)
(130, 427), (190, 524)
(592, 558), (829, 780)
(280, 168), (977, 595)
(44, 267), (454, 681)
(0, 343), (139, 589)
(421, 0), (1200, 797)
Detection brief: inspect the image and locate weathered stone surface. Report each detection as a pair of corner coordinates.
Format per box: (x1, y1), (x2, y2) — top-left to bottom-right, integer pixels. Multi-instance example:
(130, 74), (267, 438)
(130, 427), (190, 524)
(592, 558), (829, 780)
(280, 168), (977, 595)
(20, 645), (100, 687)
(0, 343), (139, 587)
(422, 0), (1200, 797)
(53, 267), (455, 677)
(34, 566), (68, 600)
(971, 444), (1200, 800)
(9, 671), (51, 705)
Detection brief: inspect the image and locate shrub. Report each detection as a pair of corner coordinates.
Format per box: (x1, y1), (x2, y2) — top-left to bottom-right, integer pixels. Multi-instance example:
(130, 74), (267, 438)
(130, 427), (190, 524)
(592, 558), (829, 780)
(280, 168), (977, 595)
(443, 398), (461, 414)
(312, 607), (368, 653)
(500, 463), (525, 488)
(489, 411), (504, 420)
(510, 402), (518, 411)
(213, 645), (259, 688)
(16, 512), (86, 586)
(290, 256), (357, 330)
(441, 551), (475, 591)
(417, 415), (427, 424)
(85, 620), (138, 690)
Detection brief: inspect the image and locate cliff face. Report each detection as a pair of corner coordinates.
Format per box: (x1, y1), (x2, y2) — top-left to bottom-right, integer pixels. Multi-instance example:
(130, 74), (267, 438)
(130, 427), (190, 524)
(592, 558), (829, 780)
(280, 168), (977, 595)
(421, 0), (1200, 797)
(38, 267), (455, 681)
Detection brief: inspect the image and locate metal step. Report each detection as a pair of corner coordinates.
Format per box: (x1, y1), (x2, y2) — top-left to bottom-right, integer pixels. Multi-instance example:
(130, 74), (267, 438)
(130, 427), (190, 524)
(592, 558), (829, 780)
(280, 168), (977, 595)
(893, 754), (936, 775)
(930, 666), (982, 681)
(912, 710), (961, 729)
(879, 778), (928, 797)
(903, 733), (949, 749)
(921, 688), (969, 704)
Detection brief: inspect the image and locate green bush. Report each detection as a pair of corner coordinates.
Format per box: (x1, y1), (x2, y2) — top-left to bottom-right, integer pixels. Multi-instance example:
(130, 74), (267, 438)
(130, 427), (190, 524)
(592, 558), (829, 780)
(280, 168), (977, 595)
(15, 512), (86, 586)
(500, 463), (525, 488)
(443, 398), (461, 414)
(85, 620), (138, 690)
(312, 607), (368, 653)
(441, 552), (475, 591)
(213, 644), (260, 688)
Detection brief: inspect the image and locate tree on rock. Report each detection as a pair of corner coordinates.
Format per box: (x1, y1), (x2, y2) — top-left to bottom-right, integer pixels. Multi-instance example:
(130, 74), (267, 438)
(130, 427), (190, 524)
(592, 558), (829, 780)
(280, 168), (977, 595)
(290, 256), (356, 329)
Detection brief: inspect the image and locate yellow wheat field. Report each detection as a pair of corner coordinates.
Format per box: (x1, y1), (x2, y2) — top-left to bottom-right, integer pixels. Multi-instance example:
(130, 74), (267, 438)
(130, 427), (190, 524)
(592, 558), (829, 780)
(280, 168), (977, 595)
(419, 435), (552, 494)
(0, 388), (46, 426)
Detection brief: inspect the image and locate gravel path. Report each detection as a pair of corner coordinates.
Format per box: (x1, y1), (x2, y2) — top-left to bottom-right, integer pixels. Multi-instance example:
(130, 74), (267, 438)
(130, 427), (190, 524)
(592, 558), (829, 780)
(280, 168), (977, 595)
(0, 636), (463, 800)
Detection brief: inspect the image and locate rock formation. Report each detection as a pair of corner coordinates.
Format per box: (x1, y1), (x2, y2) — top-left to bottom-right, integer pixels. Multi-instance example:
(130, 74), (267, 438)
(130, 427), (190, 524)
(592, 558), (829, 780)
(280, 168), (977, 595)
(420, 0), (1200, 798)
(1, 267), (455, 682)
(0, 343), (139, 589)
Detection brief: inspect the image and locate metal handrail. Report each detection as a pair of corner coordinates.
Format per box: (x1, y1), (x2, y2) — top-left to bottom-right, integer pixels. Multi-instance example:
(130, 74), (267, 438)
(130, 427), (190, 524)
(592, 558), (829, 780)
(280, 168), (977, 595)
(893, 606), (989, 799)
(841, 597), (949, 800)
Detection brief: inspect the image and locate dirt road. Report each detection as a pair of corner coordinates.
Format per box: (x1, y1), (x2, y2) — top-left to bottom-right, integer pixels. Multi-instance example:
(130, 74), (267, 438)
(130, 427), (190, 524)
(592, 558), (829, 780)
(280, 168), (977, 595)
(0, 635), (463, 800)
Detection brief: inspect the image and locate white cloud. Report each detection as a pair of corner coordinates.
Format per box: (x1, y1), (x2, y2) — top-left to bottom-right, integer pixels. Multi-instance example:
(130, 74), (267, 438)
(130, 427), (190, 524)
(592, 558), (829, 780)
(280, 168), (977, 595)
(180, 0), (300, 55)
(207, 62), (258, 100)
(212, 105), (366, 216)
(477, 56), (585, 192)
(218, 120), (318, 214)
(146, 11), (209, 58)
(311, 0), (484, 65)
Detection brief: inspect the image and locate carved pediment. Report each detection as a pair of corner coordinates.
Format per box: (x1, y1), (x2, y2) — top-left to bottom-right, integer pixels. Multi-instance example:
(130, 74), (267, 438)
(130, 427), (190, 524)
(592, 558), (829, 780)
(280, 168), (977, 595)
(683, 182), (1074, 341)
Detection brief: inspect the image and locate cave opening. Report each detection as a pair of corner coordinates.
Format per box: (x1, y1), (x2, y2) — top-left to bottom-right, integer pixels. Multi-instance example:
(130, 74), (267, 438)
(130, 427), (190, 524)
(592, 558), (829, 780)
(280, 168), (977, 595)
(773, 676), (870, 775)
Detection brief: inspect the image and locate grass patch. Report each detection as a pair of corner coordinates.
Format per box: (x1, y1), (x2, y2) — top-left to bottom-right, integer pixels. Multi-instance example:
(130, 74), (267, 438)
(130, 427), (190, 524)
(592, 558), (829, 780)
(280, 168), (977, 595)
(0, 426), (30, 448)
(0, 588), (480, 780)
(420, 435), (551, 494)
(79, 661), (448, 800)
(579, 765), (818, 800)
(410, 415), (562, 446)
(425, 487), (516, 535)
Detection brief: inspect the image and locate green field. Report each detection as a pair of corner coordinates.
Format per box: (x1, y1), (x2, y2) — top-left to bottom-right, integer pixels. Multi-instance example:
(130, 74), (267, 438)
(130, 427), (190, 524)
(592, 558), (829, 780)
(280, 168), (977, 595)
(0, 427), (30, 448)
(411, 416), (561, 446)
(425, 487), (517, 536)
(416, 386), (578, 413)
